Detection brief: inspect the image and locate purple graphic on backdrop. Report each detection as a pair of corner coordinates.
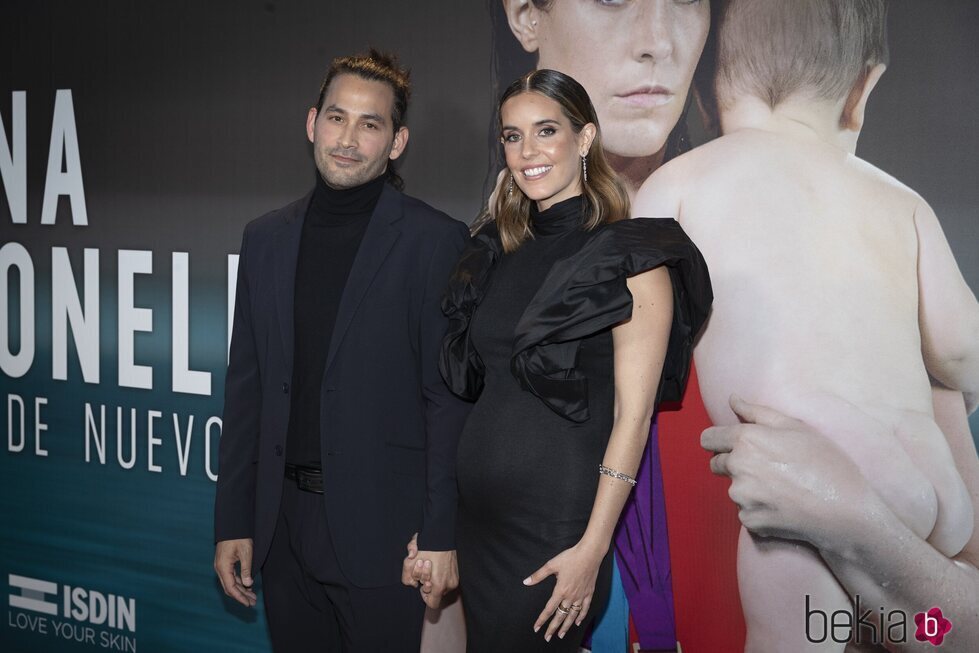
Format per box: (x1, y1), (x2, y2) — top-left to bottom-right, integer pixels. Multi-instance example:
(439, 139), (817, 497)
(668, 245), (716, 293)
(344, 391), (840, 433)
(613, 419), (675, 649)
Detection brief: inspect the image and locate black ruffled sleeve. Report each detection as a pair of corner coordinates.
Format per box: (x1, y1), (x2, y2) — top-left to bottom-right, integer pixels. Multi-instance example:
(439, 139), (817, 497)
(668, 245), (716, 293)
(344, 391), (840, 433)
(438, 223), (502, 401)
(510, 218), (712, 422)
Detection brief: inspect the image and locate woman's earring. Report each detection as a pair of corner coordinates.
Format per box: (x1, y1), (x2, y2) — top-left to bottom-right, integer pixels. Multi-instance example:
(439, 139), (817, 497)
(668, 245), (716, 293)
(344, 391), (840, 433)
(506, 174), (514, 197)
(581, 155), (588, 184)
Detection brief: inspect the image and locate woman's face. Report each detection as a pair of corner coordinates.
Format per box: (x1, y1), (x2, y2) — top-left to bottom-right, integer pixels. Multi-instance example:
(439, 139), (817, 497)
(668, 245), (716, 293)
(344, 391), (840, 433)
(523, 0), (710, 160)
(500, 92), (594, 211)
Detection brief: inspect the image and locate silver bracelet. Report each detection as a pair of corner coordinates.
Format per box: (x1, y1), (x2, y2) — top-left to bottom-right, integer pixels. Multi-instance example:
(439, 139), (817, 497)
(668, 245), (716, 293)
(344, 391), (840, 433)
(598, 464), (637, 486)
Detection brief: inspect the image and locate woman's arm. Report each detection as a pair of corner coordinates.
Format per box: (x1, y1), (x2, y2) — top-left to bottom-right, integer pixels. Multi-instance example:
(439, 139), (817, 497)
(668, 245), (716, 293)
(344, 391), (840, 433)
(702, 390), (979, 652)
(524, 266), (674, 641)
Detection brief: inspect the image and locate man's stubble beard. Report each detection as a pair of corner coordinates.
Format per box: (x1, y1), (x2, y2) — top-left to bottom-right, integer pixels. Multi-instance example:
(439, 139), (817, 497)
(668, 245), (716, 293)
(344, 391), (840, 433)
(315, 147), (390, 190)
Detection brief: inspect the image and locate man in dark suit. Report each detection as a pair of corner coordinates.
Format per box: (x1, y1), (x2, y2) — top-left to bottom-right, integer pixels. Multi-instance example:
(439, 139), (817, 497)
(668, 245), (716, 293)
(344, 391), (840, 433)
(213, 49), (471, 652)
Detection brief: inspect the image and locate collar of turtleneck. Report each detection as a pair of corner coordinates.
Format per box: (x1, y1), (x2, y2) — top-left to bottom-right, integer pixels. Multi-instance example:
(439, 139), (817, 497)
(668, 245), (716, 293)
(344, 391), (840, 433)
(530, 195), (586, 236)
(308, 171), (386, 225)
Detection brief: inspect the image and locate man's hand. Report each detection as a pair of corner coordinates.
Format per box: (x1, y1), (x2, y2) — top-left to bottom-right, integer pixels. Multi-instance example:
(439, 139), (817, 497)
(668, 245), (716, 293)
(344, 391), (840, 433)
(214, 538), (257, 607)
(401, 533), (459, 608)
(401, 533), (423, 587)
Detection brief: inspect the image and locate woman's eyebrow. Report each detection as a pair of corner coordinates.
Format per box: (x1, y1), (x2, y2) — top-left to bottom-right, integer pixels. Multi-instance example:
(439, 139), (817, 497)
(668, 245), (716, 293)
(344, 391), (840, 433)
(501, 119), (560, 131)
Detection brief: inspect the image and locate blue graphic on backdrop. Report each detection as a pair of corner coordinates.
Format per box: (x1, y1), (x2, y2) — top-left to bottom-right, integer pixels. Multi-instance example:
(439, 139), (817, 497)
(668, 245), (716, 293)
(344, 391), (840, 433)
(2, 88), (267, 652)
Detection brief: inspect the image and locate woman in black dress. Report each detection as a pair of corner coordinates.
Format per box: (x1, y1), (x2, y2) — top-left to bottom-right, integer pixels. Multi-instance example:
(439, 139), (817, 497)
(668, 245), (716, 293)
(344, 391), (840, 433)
(439, 69), (711, 652)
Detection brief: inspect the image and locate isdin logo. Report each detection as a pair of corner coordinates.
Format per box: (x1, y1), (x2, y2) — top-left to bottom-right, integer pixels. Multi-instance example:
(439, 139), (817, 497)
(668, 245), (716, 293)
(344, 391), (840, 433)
(8, 574), (59, 615)
(7, 573), (136, 632)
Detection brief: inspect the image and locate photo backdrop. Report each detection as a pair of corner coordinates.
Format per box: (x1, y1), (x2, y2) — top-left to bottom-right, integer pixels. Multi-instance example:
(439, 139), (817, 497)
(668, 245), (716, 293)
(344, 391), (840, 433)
(2, 1), (976, 651)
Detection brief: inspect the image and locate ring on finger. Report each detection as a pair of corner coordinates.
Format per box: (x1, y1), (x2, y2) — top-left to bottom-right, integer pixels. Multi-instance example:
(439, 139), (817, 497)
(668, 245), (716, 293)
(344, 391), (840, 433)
(557, 604), (571, 615)
(570, 603), (581, 611)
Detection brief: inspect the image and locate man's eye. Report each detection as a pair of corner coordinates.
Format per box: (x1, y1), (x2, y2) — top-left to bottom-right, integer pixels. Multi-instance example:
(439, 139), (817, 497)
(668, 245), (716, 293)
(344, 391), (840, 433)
(364, 123), (378, 130)
(329, 115), (343, 123)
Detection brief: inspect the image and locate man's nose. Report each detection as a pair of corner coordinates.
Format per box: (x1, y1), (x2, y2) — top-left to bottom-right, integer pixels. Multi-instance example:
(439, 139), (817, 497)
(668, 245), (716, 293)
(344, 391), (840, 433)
(338, 123), (357, 149)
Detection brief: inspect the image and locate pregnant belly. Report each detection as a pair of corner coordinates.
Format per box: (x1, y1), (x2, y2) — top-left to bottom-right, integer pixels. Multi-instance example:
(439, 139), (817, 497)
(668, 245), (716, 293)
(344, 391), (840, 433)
(457, 390), (606, 525)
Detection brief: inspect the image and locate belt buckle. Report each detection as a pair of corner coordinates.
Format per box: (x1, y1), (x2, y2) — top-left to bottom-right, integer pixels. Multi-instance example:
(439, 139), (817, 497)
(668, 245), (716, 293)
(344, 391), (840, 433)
(295, 467), (323, 494)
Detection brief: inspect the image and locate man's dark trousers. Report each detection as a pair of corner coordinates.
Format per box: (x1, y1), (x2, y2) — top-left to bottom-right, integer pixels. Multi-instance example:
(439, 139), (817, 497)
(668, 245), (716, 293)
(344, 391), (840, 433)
(262, 480), (425, 651)
(214, 183), (471, 651)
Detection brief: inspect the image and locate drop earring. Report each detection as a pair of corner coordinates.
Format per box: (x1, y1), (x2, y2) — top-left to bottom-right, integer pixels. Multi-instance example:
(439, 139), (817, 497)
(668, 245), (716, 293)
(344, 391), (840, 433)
(581, 155), (588, 184)
(506, 174), (514, 197)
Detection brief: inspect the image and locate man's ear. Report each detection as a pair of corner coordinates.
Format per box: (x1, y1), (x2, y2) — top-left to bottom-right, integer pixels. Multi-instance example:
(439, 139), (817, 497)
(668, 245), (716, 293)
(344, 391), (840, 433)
(389, 126), (410, 161)
(504, 0), (542, 54)
(841, 63), (886, 132)
(306, 107), (318, 143)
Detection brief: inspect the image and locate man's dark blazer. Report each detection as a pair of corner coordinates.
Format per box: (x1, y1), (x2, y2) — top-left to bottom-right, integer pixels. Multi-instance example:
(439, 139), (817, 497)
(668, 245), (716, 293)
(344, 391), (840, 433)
(214, 182), (472, 588)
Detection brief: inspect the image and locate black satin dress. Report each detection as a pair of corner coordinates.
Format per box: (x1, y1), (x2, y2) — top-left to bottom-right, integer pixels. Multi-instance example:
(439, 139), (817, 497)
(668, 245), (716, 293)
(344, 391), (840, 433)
(440, 196), (712, 653)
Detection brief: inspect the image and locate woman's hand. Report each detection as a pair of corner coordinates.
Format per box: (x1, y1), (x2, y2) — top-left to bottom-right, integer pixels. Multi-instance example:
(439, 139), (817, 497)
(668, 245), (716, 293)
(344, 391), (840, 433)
(523, 538), (607, 642)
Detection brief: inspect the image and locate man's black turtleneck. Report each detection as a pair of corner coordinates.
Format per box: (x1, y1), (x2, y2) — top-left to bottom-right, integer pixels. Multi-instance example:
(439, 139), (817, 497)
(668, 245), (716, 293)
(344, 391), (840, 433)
(286, 172), (386, 468)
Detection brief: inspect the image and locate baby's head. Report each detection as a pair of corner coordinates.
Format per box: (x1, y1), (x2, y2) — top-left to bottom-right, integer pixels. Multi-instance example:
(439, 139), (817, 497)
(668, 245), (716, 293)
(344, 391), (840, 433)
(716, 0), (889, 136)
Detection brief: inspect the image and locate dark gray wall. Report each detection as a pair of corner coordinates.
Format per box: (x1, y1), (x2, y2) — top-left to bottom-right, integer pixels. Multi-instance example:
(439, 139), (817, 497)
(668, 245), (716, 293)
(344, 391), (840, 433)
(863, 0), (978, 287)
(2, 0), (494, 255)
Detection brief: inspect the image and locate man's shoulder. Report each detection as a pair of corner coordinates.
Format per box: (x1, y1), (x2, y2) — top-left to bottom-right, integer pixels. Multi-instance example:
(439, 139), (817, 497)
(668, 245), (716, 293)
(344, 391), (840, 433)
(242, 193), (311, 238)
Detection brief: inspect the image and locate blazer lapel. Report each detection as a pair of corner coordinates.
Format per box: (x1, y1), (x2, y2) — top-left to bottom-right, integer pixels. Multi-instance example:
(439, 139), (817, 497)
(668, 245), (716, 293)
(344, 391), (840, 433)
(273, 191), (312, 377)
(324, 183), (402, 374)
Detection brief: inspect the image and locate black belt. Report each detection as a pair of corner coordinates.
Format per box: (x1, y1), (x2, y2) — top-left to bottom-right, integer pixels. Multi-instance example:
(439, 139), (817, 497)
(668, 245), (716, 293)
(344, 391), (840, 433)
(284, 464), (324, 494)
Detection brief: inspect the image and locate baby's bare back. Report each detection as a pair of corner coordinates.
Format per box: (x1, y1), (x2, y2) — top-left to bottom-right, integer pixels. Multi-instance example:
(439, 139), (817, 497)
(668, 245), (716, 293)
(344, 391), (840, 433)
(682, 131), (927, 419)
(667, 130), (972, 555)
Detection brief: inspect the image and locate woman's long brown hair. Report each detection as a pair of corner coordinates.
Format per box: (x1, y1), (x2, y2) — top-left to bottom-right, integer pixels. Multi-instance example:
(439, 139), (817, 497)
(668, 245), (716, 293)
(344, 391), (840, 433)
(488, 69), (630, 252)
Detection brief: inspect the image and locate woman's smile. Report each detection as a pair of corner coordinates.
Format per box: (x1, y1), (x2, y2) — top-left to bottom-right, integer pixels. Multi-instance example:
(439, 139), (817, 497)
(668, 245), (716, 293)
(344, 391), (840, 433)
(522, 165), (554, 180)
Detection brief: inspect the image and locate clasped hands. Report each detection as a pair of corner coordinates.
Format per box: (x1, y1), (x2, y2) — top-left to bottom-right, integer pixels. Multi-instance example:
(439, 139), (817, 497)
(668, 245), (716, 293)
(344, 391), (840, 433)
(403, 532), (605, 641)
(401, 533), (459, 608)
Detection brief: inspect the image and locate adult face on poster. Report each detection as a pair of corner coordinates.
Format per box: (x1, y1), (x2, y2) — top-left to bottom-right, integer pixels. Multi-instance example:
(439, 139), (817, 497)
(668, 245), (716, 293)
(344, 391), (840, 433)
(501, 0), (711, 190)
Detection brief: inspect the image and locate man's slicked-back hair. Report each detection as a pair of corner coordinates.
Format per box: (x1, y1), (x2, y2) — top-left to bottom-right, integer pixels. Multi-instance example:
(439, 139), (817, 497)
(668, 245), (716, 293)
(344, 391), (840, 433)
(717, 0), (889, 109)
(316, 48), (411, 130)
(314, 48), (411, 189)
